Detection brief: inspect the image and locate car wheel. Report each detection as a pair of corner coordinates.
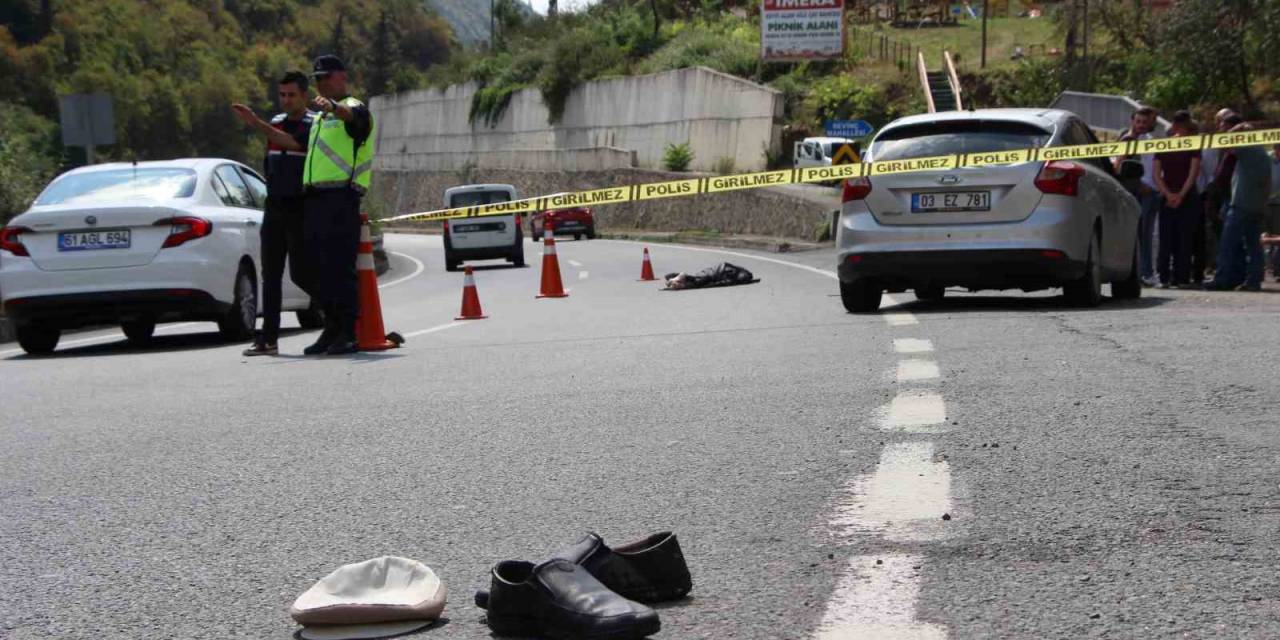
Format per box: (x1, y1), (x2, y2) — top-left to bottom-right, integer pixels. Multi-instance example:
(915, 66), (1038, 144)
(914, 286), (945, 301)
(15, 323), (59, 355)
(573, 233), (582, 241)
(1064, 231), (1103, 307)
(840, 278), (882, 313)
(1111, 237), (1142, 300)
(121, 318), (156, 344)
(586, 226), (596, 240)
(296, 301), (326, 329)
(218, 264), (258, 340)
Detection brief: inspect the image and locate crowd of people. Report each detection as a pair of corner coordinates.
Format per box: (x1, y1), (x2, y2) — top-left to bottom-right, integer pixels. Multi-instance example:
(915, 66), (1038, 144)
(1115, 107), (1280, 291)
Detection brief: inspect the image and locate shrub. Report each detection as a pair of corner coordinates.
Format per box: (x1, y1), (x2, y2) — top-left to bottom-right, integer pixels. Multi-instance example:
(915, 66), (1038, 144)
(663, 142), (694, 172)
(712, 156), (736, 175)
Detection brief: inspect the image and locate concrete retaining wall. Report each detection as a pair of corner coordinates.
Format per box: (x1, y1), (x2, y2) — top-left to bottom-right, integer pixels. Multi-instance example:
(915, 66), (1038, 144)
(378, 147), (638, 172)
(372, 67), (784, 173)
(373, 169), (835, 240)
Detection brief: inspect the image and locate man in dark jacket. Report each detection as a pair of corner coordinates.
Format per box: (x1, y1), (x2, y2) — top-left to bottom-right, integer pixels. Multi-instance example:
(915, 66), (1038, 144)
(231, 71), (317, 355)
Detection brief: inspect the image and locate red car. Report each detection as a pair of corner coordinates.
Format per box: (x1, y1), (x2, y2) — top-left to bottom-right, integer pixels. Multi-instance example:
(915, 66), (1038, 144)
(530, 207), (596, 240)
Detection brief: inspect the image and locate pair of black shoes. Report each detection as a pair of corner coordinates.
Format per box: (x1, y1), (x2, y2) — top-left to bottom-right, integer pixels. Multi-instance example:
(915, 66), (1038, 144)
(480, 532), (692, 639)
(303, 324), (357, 356)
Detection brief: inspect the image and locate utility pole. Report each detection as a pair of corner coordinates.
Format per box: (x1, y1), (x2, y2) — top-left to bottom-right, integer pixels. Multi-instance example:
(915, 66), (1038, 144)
(980, 0), (989, 68)
(490, 0), (495, 49)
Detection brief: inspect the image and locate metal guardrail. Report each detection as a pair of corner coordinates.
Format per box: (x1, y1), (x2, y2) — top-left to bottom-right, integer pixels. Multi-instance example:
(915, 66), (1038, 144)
(1049, 91), (1171, 136)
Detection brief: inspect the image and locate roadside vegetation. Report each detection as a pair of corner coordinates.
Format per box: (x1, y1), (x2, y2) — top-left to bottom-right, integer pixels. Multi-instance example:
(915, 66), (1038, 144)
(3, 0), (1278, 222)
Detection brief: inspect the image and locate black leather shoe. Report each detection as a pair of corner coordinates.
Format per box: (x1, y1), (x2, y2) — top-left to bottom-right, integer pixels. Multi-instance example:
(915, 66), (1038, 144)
(325, 336), (358, 355)
(476, 532), (692, 610)
(303, 327), (337, 356)
(486, 559), (660, 640)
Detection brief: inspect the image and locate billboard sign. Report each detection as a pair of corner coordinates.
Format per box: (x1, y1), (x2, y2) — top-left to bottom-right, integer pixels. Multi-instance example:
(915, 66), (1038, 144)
(761, 0), (845, 62)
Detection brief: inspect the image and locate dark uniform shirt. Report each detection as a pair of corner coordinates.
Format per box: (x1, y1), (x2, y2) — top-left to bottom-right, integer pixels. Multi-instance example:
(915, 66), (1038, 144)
(265, 111), (314, 199)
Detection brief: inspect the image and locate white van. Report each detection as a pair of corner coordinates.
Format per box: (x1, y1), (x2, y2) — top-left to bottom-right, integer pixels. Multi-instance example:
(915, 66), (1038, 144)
(793, 136), (858, 169)
(442, 183), (524, 271)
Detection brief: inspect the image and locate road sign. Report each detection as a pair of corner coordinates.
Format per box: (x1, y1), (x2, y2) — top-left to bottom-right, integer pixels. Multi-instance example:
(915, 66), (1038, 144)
(832, 143), (861, 165)
(824, 119), (874, 138)
(59, 93), (115, 164)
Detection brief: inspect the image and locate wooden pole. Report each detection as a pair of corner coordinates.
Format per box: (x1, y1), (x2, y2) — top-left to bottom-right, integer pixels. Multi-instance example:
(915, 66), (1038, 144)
(981, 0), (989, 68)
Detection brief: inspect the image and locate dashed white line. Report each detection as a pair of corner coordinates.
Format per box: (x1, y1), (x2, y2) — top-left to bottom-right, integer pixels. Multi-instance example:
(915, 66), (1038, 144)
(402, 321), (466, 339)
(567, 260), (584, 267)
(880, 391), (948, 432)
(896, 360), (940, 382)
(578, 271), (589, 280)
(893, 339), (934, 354)
(884, 312), (919, 326)
(814, 554), (947, 640)
(829, 442), (952, 542)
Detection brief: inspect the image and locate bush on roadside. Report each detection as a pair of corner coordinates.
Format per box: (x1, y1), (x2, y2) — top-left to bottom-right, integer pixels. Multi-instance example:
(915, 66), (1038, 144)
(663, 142), (694, 172)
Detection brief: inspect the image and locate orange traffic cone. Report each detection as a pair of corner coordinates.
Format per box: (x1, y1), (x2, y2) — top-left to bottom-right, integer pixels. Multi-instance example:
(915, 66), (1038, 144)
(639, 247), (657, 281)
(537, 223), (569, 298)
(355, 214), (403, 351)
(455, 266), (488, 320)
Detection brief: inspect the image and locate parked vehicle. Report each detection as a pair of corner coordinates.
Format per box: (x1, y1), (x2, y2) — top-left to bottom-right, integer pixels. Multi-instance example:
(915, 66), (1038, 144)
(530, 207), (596, 240)
(0, 159), (320, 355)
(835, 108), (1144, 312)
(442, 183), (524, 271)
(793, 136), (858, 169)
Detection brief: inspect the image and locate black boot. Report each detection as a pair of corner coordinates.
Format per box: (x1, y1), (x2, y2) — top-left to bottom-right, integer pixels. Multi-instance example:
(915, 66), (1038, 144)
(304, 313), (339, 356)
(324, 314), (358, 355)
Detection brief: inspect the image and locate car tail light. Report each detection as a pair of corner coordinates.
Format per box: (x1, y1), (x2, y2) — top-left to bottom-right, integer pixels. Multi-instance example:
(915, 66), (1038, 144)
(0, 226), (32, 257)
(1034, 161), (1085, 197)
(842, 177), (872, 202)
(155, 216), (212, 248)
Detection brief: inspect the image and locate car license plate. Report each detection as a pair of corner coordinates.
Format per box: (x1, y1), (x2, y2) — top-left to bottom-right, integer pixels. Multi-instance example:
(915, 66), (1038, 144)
(454, 222), (505, 233)
(911, 191), (990, 213)
(58, 229), (131, 251)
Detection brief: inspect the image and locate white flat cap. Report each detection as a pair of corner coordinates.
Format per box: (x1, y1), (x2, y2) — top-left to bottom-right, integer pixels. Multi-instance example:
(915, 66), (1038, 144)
(291, 556), (447, 640)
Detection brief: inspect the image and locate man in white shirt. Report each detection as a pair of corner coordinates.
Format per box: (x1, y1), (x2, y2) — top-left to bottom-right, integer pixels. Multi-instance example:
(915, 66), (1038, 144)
(1114, 107), (1162, 286)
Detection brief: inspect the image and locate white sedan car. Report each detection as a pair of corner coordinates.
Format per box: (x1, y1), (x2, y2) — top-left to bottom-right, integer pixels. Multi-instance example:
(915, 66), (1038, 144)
(0, 158), (320, 355)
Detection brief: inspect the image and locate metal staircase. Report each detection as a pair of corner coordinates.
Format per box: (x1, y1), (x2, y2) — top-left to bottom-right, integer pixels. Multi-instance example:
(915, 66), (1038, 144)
(917, 51), (964, 113)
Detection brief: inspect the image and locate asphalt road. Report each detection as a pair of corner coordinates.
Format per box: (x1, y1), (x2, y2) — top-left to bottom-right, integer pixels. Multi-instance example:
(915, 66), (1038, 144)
(2, 233), (1277, 639)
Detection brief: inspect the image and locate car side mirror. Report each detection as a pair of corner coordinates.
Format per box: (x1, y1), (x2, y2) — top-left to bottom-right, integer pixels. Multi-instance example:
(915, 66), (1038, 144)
(1119, 159), (1144, 180)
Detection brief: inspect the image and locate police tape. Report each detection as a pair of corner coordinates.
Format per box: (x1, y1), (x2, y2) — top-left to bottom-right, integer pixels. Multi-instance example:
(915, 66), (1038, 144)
(379, 127), (1280, 224)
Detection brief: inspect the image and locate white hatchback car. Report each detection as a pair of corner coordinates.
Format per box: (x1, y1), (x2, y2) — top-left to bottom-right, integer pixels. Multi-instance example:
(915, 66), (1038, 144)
(0, 159), (320, 355)
(441, 183), (524, 272)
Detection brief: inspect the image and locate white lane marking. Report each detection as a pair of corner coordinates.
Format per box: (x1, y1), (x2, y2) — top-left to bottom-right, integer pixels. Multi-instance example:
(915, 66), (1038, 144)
(880, 391), (948, 432)
(894, 339), (934, 354)
(884, 312), (918, 326)
(568, 260), (584, 267)
(578, 271), (589, 280)
(378, 251), (426, 289)
(0, 322), (204, 357)
(814, 554), (947, 640)
(829, 442), (952, 542)
(403, 321), (466, 339)
(603, 240), (838, 280)
(896, 360), (940, 383)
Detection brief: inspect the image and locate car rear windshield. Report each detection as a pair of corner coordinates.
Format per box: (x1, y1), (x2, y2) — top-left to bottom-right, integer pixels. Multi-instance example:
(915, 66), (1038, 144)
(35, 168), (198, 206)
(448, 190), (512, 207)
(869, 121), (1052, 162)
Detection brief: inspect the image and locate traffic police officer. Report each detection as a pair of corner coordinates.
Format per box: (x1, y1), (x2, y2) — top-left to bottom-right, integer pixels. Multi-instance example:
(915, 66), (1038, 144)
(302, 54), (375, 356)
(231, 71), (317, 356)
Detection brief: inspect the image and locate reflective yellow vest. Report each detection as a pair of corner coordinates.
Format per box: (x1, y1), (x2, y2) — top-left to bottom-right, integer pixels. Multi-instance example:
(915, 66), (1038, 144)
(303, 96), (376, 193)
